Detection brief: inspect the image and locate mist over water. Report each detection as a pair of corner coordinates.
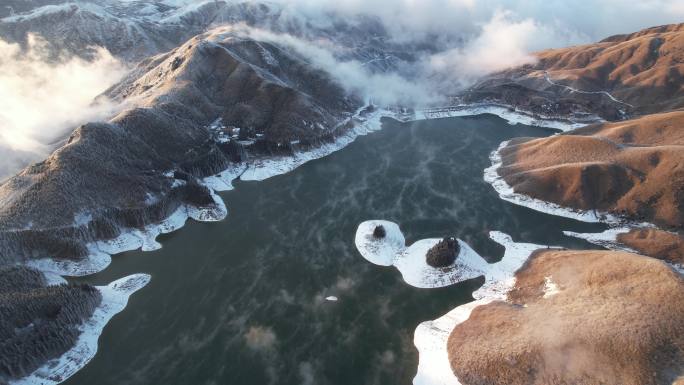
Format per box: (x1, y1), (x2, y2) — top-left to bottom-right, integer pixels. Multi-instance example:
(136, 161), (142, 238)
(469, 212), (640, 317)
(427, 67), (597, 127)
(0, 2), (682, 383)
(66, 116), (606, 385)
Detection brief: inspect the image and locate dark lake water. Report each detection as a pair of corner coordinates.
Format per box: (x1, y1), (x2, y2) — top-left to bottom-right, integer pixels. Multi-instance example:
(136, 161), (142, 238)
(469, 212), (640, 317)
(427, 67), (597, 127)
(68, 115), (605, 385)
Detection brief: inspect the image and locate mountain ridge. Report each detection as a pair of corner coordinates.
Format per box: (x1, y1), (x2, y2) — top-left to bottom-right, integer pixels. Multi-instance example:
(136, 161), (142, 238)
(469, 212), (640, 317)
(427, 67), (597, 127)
(490, 23), (684, 228)
(464, 22), (684, 121)
(443, 22), (684, 385)
(0, 24), (361, 268)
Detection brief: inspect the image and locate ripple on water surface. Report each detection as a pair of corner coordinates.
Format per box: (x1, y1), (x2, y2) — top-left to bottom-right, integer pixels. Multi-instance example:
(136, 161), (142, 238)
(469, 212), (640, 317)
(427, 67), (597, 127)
(66, 115), (606, 385)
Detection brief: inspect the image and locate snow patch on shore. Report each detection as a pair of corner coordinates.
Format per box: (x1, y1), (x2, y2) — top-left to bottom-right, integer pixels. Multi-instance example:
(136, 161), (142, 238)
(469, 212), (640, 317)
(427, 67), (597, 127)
(543, 276), (560, 298)
(564, 227), (684, 275)
(484, 140), (622, 224)
(42, 271), (67, 286)
(12, 274), (150, 385)
(355, 220), (489, 288)
(355, 221), (547, 291)
(201, 164), (246, 192)
(187, 190), (228, 222)
(28, 193), (226, 277)
(395, 239), (486, 288)
(413, 104), (597, 132)
(89, 195), (226, 266)
(354, 220), (405, 266)
(240, 109), (390, 181)
(563, 227), (639, 253)
(413, 298), (491, 385)
(26, 251), (112, 278)
(413, 232), (551, 385)
(474, 231), (551, 300)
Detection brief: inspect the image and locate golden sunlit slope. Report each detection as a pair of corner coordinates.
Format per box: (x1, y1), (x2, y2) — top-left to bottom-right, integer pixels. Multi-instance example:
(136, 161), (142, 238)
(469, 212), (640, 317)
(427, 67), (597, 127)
(448, 249), (684, 385)
(498, 110), (684, 228)
(535, 23), (684, 114)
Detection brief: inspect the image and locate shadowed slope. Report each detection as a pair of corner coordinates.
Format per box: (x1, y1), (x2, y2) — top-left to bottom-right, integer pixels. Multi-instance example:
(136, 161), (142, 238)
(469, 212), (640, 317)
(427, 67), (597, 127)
(0, 26), (359, 266)
(0, 266), (101, 382)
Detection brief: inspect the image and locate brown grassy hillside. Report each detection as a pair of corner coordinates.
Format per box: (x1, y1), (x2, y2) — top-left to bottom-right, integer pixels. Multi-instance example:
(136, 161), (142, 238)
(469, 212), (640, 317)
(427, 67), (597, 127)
(498, 111), (684, 228)
(535, 23), (684, 114)
(617, 228), (684, 264)
(466, 23), (684, 120)
(447, 249), (684, 385)
(448, 23), (684, 385)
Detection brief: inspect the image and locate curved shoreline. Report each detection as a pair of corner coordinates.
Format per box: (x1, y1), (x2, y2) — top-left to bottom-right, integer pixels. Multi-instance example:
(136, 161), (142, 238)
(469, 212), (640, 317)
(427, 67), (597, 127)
(413, 232), (555, 385)
(483, 140), (626, 225)
(9, 103), (609, 385)
(413, 112), (668, 384)
(354, 220), (489, 289)
(353, 220), (567, 385)
(24, 108), (391, 278)
(11, 274), (150, 385)
(6, 107), (392, 385)
(563, 227), (684, 274)
(421, 112), (682, 385)
(483, 138), (662, 231)
(354, 221), (543, 291)
(412, 103), (600, 132)
(24, 191), (227, 277)
(25, 103), (579, 279)
(563, 227), (640, 253)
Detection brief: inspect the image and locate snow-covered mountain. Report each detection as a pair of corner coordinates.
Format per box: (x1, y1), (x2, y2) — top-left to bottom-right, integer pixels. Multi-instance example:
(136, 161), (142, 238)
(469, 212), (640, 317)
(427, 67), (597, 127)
(0, 22), (364, 266)
(0, 0), (430, 273)
(2, 2), (684, 385)
(0, 14), (374, 380)
(0, 0), (414, 71)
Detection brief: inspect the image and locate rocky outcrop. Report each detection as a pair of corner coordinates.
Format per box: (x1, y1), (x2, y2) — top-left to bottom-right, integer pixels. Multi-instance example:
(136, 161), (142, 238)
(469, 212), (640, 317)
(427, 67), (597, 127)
(425, 237), (459, 268)
(372, 225), (386, 239)
(0, 266), (101, 383)
(447, 249), (684, 385)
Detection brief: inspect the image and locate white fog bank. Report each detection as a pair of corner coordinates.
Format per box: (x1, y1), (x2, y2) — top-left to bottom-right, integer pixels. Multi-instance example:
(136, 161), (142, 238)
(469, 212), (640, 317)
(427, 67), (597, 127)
(0, 34), (127, 180)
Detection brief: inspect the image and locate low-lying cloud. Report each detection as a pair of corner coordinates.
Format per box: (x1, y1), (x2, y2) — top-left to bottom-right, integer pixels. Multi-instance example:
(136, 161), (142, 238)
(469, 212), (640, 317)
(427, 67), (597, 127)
(0, 34), (127, 180)
(427, 10), (540, 87)
(234, 25), (440, 106)
(238, 0), (684, 104)
(275, 0), (684, 45)
(1, 0), (682, 178)
(228, 10), (564, 106)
